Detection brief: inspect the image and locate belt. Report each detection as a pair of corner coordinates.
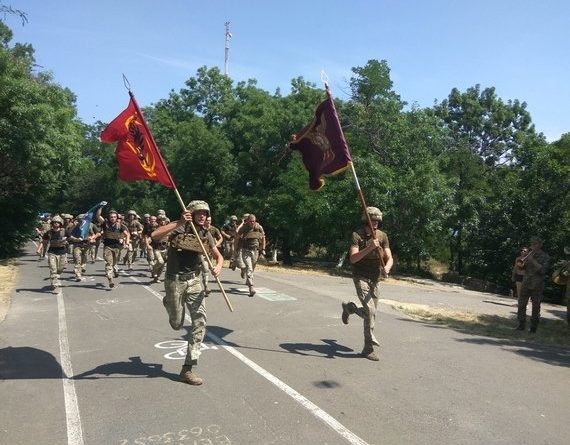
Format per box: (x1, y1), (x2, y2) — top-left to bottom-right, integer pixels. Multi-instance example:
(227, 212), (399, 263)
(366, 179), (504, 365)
(166, 271), (200, 281)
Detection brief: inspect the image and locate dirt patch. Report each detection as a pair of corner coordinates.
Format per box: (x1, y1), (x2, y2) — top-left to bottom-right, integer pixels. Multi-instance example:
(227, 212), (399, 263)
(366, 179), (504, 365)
(0, 260), (18, 323)
(382, 299), (570, 347)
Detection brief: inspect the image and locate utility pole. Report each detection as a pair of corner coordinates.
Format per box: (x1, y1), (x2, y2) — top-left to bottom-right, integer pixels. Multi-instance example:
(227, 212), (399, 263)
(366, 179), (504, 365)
(224, 21), (231, 76)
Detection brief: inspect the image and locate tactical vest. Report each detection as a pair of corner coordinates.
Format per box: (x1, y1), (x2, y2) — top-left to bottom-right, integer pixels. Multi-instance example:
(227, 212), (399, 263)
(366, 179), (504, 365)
(351, 228), (388, 281)
(240, 223), (264, 250)
(48, 229), (67, 248)
(103, 222), (124, 240)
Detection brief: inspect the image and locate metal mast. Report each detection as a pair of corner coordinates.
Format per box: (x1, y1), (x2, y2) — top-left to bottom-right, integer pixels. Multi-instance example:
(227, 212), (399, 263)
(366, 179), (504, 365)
(224, 21), (231, 75)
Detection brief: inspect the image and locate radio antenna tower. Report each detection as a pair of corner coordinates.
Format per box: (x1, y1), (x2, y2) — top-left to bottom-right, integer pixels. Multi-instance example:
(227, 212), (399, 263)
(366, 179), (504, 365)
(224, 21), (232, 76)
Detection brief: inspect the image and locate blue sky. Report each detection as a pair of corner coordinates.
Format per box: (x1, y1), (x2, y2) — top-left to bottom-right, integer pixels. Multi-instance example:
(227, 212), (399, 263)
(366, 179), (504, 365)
(5, 0), (569, 141)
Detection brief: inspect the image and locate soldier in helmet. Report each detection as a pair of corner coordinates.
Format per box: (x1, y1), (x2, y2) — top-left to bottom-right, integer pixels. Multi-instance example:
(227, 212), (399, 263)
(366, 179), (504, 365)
(233, 213), (250, 275)
(96, 208), (130, 288)
(201, 215), (223, 295)
(221, 215), (239, 262)
(341, 206), (393, 361)
(41, 215), (68, 292)
(67, 213), (100, 281)
(151, 200), (224, 386)
(150, 214), (169, 283)
(143, 215), (158, 273)
(235, 213), (266, 297)
(140, 213), (151, 258)
(124, 210), (143, 270)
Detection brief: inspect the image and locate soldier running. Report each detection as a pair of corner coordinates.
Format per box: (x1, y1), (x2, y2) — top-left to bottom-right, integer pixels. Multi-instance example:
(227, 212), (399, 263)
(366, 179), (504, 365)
(41, 215), (68, 292)
(341, 206), (393, 361)
(96, 208), (130, 288)
(235, 213), (266, 297)
(151, 200), (223, 386)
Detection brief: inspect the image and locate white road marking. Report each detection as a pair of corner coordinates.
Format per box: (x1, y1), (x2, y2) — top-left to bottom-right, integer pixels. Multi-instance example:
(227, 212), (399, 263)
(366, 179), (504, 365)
(135, 275), (369, 445)
(57, 290), (85, 445)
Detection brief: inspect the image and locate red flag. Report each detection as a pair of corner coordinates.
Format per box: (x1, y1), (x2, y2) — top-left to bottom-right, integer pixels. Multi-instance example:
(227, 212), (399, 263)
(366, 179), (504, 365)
(289, 94), (352, 191)
(100, 97), (175, 188)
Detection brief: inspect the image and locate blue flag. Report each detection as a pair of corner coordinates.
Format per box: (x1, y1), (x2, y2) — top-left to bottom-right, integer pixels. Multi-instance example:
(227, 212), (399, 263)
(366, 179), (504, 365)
(79, 202), (105, 239)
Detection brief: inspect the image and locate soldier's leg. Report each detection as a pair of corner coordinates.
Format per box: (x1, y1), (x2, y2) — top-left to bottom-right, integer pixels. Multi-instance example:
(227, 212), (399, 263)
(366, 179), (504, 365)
(529, 291), (542, 333)
(48, 253), (59, 289)
(353, 277), (380, 349)
(236, 248), (246, 277)
(147, 247), (156, 273)
(151, 250), (165, 282)
(103, 246), (115, 286)
(163, 276), (186, 330)
(516, 291), (530, 329)
(183, 277), (207, 366)
(80, 246), (88, 272)
(72, 246), (83, 280)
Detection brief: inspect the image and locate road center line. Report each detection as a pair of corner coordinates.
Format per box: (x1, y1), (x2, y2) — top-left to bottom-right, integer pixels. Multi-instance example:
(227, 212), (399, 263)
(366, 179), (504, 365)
(57, 290), (85, 445)
(131, 274), (370, 445)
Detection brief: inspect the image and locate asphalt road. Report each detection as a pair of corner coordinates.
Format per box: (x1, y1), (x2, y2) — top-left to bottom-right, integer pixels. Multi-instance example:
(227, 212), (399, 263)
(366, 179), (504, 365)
(1, 246), (569, 445)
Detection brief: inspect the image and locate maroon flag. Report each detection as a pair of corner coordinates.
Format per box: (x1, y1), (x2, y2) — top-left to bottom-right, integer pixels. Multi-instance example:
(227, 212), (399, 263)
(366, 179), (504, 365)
(289, 94), (352, 190)
(100, 97), (175, 189)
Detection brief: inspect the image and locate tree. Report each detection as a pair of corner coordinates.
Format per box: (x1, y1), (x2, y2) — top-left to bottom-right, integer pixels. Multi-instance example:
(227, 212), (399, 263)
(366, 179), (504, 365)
(0, 20), (83, 256)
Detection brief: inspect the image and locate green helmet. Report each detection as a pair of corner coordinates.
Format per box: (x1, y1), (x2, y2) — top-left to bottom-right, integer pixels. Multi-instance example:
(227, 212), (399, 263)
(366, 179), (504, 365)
(362, 206), (383, 222)
(187, 200), (210, 215)
(157, 209), (166, 216)
(51, 215), (64, 224)
(230, 215), (238, 221)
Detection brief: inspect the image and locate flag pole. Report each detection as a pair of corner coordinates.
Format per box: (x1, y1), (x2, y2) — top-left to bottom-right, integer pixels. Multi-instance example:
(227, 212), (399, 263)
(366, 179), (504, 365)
(126, 88), (234, 311)
(323, 81), (387, 276)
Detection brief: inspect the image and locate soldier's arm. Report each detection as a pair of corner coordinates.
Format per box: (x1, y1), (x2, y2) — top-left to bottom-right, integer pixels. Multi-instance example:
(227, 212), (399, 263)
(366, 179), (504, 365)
(349, 238), (380, 264)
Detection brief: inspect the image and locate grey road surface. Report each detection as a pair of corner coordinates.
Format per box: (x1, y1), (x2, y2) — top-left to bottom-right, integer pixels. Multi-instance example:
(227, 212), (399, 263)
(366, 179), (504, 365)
(1, 246), (568, 445)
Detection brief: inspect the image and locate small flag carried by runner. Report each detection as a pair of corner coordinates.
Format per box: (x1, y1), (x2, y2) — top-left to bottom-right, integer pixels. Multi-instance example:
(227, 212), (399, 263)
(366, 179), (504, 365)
(100, 97), (175, 189)
(289, 94), (352, 191)
(79, 201), (106, 239)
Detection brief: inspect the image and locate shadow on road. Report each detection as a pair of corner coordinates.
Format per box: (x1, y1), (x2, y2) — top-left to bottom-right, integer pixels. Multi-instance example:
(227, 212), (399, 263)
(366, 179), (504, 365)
(279, 338), (359, 359)
(72, 356), (179, 381)
(397, 315), (570, 367)
(0, 346), (64, 379)
(15, 285), (54, 294)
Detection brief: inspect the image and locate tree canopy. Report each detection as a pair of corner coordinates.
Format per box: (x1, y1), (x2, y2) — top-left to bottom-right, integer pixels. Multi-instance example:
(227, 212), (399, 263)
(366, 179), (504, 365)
(1, 20), (568, 301)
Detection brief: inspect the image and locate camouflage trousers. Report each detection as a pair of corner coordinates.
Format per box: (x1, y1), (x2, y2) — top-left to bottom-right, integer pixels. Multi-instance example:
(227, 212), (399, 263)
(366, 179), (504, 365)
(151, 248), (168, 278)
(349, 276), (381, 348)
(241, 248), (259, 286)
(223, 240), (234, 260)
(72, 245), (89, 278)
(146, 246), (156, 269)
(103, 246), (121, 280)
(48, 252), (67, 286)
(163, 274), (206, 366)
(517, 286), (543, 329)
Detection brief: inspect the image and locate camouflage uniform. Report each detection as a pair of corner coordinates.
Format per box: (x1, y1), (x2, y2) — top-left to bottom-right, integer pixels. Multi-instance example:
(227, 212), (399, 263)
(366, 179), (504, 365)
(517, 246), (550, 332)
(237, 216), (265, 296)
(68, 216), (98, 280)
(101, 217), (128, 287)
(162, 224), (215, 358)
(201, 222), (223, 294)
(221, 216), (238, 260)
(150, 216), (168, 282)
(342, 207), (392, 361)
(42, 216), (68, 291)
(158, 200), (224, 386)
(124, 211), (143, 270)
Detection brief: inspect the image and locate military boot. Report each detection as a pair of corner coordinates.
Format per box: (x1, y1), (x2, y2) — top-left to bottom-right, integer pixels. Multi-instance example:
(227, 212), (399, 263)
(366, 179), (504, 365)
(361, 345), (380, 361)
(341, 302), (357, 325)
(180, 365), (203, 385)
(248, 286), (256, 297)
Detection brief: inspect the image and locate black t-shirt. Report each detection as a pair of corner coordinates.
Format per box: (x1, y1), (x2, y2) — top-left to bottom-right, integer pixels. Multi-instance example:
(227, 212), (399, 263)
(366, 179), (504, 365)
(43, 228), (67, 255)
